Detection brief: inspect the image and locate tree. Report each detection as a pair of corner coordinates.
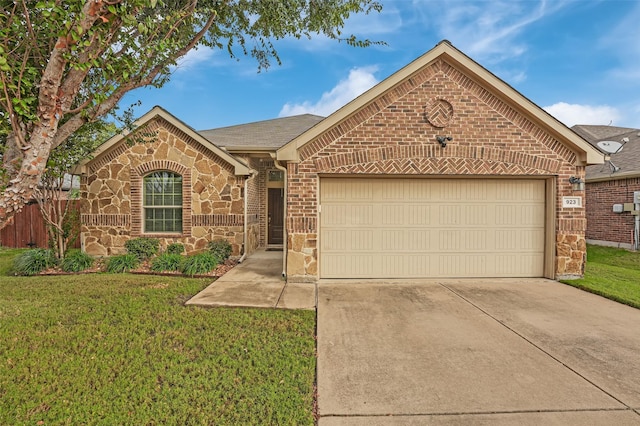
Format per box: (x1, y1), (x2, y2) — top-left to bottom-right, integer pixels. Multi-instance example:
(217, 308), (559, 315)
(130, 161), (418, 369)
(35, 119), (117, 259)
(0, 0), (382, 229)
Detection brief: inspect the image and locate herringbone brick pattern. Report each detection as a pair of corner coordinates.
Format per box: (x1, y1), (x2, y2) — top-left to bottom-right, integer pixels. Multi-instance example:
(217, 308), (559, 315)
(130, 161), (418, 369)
(313, 145), (560, 174)
(425, 98), (454, 128)
(323, 157), (547, 176)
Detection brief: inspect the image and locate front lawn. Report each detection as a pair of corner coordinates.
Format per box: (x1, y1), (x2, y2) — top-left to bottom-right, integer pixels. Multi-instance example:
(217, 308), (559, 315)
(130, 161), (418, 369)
(561, 245), (640, 309)
(0, 250), (316, 425)
(0, 247), (25, 275)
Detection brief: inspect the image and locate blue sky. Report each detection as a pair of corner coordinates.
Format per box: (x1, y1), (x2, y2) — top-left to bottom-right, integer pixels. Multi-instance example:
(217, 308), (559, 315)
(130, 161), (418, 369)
(119, 0), (640, 131)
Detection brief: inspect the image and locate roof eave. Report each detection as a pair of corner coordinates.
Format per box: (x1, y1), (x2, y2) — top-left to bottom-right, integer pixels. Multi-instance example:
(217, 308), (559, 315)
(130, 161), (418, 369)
(586, 171), (640, 183)
(224, 146), (279, 154)
(277, 41), (603, 166)
(276, 43), (449, 161)
(431, 47), (603, 166)
(77, 106), (251, 176)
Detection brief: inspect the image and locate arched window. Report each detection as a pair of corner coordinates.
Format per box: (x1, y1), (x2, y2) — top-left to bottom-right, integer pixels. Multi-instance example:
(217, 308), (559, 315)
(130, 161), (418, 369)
(143, 171), (182, 233)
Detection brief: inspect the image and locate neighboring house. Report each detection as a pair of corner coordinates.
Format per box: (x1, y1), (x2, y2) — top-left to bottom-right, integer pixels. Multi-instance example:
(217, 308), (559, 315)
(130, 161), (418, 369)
(76, 40), (602, 281)
(573, 124), (640, 250)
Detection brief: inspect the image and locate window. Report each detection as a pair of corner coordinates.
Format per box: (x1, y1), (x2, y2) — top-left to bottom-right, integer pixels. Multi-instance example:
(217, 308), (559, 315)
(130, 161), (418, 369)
(268, 170), (284, 182)
(143, 171), (182, 233)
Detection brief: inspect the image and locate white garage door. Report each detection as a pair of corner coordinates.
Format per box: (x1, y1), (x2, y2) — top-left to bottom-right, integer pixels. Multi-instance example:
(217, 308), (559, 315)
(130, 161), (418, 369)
(320, 178), (546, 279)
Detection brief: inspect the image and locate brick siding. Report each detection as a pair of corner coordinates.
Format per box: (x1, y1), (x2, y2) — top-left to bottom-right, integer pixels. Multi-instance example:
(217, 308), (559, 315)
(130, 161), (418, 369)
(586, 178), (640, 247)
(285, 57), (587, 281)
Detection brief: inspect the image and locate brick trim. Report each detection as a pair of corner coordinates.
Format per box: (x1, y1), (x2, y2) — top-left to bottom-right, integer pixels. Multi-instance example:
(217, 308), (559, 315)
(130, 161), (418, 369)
(192, 214), (244, 226)
(314, 145), (560, 174)
(131, 161), (192, 237)
(298, 59), (577, 164)
(558, 218), (587, 232)
(441, 62), (576, 164)
(158, 118), (236, 174)
(287, 217), (316, 233)
(88, 117), (236, 175)
(81, 214), (130, 227)
(321, 157), (552, 176)
(88, 142), (130, 175)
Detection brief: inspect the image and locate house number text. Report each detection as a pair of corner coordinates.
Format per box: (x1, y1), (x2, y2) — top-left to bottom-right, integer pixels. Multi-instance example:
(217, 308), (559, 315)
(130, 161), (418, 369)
(562, 196), (583, 208)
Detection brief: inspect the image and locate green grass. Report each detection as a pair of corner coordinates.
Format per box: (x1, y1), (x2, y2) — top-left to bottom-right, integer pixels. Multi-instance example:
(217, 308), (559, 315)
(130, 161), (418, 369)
(0, 247), (26, 275)
(561, 245), (640, 309)
(0, 255), (316, 424)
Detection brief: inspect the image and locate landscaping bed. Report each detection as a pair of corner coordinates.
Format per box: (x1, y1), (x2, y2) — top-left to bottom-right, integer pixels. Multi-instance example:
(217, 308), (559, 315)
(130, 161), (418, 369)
(38, 257), (238, 278)
(11, 238), (239, 278)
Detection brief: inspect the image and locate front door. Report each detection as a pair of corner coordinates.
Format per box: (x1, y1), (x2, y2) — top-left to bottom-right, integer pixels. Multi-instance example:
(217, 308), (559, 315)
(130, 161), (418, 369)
(268, 187), (284, 245)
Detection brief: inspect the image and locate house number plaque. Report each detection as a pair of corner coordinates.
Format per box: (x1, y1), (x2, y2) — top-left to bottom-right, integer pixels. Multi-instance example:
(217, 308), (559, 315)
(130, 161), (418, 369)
(562, 196), (583, 208)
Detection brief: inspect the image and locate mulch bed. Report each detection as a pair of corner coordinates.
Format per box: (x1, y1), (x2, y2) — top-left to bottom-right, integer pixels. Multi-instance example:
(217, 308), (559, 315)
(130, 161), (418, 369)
(39, 258), (238, 278)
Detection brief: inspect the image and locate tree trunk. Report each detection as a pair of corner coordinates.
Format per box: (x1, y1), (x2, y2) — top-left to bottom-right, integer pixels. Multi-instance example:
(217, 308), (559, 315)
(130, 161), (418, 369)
(0, 126), (56, 230)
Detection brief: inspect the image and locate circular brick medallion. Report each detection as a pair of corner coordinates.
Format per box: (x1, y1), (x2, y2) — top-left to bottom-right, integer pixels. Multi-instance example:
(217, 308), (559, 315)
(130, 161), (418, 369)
(425, 98), (454, 128)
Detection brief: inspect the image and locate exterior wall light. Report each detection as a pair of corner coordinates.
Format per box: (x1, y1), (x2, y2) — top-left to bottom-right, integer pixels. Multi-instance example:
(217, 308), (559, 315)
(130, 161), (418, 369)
(436, 135), (452, 148)
(569, 176), (585, 191)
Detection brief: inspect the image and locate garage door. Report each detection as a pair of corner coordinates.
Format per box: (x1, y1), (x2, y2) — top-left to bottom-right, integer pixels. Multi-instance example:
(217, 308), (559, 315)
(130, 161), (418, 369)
(320, 178), (546, 279)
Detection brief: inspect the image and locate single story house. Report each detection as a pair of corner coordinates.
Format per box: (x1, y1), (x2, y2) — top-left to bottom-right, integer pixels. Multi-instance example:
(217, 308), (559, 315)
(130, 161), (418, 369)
(75, 40), (602, 281)
(573, 124), (640, 250)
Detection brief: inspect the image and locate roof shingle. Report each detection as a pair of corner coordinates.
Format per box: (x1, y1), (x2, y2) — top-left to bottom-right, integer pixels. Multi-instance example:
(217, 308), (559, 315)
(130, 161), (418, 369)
(198, 114), (325, 151)
(574, 125), (640, 181)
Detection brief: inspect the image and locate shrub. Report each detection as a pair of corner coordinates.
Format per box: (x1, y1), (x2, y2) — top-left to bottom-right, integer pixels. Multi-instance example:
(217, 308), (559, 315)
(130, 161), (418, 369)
(106, 254), (140, 273)
(166, 243), (184, 255)
(124, 238), (159, 261)
(13, 249), (57, 276)
(207, 239), (232, 262)
(150, 253), (183, 273)
(181, 252), (219, 276)
(60, 249), (94, 272)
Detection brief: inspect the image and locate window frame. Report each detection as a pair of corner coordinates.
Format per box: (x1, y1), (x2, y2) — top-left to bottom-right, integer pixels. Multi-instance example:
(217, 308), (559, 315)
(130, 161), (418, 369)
(142, 170), (183, 234)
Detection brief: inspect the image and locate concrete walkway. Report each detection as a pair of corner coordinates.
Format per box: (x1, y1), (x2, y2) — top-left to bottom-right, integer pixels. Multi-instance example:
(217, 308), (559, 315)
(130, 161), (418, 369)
(317, 278), (640, 425)
(186, 249), (316, 310)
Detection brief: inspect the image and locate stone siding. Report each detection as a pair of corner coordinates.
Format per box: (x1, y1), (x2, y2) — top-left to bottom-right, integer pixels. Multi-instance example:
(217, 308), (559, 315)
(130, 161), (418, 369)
(286, 58), (587, 281)
(81, 117), (245, 256)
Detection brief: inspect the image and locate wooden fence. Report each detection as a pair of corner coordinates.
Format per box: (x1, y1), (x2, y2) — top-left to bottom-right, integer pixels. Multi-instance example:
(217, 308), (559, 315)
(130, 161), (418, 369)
(0, 201), (81, 249)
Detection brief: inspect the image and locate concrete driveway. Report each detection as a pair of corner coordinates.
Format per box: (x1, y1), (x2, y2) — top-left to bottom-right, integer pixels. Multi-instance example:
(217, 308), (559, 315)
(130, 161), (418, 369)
(317, 278), (640, 425)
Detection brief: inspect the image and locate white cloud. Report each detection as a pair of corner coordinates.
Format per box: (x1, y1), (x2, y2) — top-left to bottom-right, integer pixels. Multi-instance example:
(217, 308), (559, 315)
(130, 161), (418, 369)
(410, 0), (569, 63)
(497, 69), (527, 85)
(279, 5), (401, 53)
(279, 66), (379, 117)
(543, 102), (622, 127)
(174, 46), (217, 72)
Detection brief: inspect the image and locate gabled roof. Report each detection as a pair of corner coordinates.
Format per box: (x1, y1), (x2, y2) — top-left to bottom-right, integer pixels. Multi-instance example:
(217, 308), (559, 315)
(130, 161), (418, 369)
(572, 125), (637, 142)
(199, 114), (324, 152)
(75, 106), (251, 175)
(277, 40), (603, 166)
(575, 125), (640, 182)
